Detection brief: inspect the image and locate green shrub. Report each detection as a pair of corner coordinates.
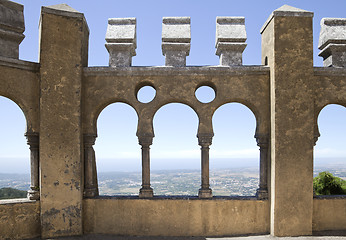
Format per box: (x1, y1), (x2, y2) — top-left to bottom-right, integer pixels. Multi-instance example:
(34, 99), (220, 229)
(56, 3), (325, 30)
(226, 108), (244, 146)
(313, 171), (346, 195)
(0, 187), (27, 200)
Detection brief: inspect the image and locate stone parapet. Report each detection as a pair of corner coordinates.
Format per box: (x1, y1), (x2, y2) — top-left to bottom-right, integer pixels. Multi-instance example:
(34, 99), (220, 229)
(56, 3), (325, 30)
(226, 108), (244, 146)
(319, 18), (346, 67)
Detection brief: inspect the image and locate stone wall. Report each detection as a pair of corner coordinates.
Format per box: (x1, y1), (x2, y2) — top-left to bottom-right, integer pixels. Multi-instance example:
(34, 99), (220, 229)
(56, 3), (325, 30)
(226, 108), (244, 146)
(0, 0), (345, 239)
(0, 200), (40, 239)
(83, 198), (269, 236)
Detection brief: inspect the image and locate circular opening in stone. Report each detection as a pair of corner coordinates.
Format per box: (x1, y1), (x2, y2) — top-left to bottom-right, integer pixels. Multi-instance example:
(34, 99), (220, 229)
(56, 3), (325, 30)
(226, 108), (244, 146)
(137, 85), (156, 103)
(195, 86), (216, 103)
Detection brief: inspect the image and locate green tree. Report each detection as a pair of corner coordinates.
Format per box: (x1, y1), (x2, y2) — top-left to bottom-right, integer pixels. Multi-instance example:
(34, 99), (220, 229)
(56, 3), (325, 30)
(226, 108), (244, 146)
(313, 171), (346, 195)
(0, 187), (27, 200)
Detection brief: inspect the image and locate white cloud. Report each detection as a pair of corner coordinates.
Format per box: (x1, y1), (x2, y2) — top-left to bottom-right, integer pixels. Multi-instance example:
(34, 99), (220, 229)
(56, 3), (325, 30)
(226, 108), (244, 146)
(314, 148), (346, 157)
(210, 148), (258, 158)
(98, 148), (259, 159)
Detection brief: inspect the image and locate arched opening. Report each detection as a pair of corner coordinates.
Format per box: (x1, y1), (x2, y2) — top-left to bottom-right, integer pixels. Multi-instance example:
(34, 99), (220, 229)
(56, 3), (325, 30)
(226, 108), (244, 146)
(151, 103), (199, 196)
(0, 96), (29, 200)
(211, 103), (259, 196)
(314, 104), (346, 195)
(94, 102), (141, 196)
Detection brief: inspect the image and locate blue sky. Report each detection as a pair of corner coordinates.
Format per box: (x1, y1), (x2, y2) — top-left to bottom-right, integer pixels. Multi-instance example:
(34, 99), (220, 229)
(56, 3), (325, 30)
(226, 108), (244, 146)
(1, 0), (346, 173)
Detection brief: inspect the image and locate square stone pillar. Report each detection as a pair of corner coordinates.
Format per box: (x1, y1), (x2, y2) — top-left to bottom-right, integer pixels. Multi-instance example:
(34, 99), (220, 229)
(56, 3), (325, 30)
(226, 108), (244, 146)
(261, 5), (314, 237)
(39, 4), (89, 238)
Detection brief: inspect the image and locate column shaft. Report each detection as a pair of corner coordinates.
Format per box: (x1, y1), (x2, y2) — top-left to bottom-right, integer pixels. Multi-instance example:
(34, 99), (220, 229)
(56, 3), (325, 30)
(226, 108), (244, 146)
(84, 134), (98, 198)
(198, 134), (213, 198)
(138, 136), (153, 198)
(256, 134), (269, 200)
(26, 132), (40, 200)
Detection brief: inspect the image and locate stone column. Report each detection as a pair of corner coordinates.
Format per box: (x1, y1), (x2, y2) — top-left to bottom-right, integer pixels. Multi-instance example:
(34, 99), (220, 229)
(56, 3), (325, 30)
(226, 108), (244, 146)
(0, 0), (25, 59)
(215, 17), (247, 66)
(198, 133), (213, 199)
(138, 136), (153, 198)
(255, 134), (268, 200)
(105, 18), (136, 67)
(318, 18), (346, 68)
(83, 134), (99, 198)
(162, 17), (191, 67)
(261, 5), (314, 236)
(39, 4), (89, 238)
(25, 132), (40, 200)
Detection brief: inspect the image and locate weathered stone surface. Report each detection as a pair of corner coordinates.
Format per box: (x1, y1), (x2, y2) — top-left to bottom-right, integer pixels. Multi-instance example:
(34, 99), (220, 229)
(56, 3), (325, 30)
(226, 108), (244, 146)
(318, 18), (346, 67)
(0, 200), (40, 239)
(0, 0), (25, 58)
(105, 18), (136, 67)
(215, 17), (246, 44)
(83, 198), (269, 236)
(313, 197), (346, 232)
(0, 2), (346, 239)
(39, 3), (89, 238)
(261, 5), (314, 237)
(162, 17), (191, 67)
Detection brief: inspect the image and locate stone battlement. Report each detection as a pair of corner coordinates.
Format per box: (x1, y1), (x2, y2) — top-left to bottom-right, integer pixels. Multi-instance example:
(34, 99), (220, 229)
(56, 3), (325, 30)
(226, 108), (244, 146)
(0, 1), (345, 239)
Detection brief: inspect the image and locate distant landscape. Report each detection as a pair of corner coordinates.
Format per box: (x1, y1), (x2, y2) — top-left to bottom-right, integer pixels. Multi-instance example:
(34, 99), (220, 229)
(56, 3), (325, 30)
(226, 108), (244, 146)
(0, 158), (345, 199)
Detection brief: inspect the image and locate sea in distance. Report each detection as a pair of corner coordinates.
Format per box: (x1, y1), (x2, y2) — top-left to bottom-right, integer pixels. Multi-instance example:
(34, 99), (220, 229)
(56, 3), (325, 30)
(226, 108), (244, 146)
(0, 158), (345, 197)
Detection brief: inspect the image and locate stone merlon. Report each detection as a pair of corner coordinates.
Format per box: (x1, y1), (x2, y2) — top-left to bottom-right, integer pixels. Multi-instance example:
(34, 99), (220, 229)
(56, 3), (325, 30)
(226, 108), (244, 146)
(162, 17), (191, 67)
(318, 18), (346, 67)
(215, 16), (247, 66)
(0, 0), (25, 58)
(105, 17), (137, 67)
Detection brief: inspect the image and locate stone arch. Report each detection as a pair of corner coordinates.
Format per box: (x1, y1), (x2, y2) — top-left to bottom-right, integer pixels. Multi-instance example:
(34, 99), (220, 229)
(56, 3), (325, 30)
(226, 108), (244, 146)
(94, 102), (141, 196)
(210, 102), (259, 196)
(93, 100), (140, 135)
(314, 102), (346, 145)
(315, 103), (346, 151)
(151, 101), (199, 137)
(0, 93), (30, 133)
(212, 100), (263, 137)
(150, 102), (200, 195)
(0, 95), (39, 200)
(211, 101), (268, 198)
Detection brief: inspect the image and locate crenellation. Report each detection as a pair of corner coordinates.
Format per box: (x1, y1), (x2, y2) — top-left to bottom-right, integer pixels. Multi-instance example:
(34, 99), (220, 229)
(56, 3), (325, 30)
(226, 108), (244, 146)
(0, 1), (345, 238)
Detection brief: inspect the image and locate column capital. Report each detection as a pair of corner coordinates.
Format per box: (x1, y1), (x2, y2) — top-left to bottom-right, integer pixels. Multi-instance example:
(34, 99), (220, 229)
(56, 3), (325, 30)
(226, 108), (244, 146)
(138, 135), (153, 147)
(197, 133), (213, 147)
(25, 132), (39, 148)
(83, 133), (97, 146)
(255, 133), (269, 148)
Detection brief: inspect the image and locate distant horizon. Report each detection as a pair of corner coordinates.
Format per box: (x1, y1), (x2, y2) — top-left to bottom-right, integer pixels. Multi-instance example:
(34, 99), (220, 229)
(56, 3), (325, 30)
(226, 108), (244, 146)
(0, 157), (344, 174)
